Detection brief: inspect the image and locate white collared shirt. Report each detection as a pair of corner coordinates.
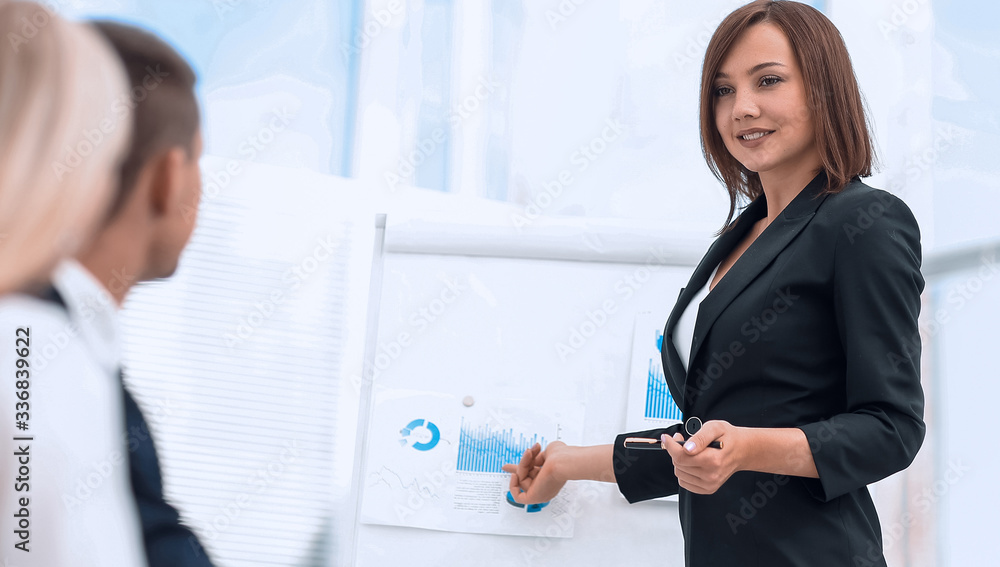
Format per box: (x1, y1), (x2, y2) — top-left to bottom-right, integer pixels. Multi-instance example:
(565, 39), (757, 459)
(0, 260), (145, 566)
(673, 263), (720, 371)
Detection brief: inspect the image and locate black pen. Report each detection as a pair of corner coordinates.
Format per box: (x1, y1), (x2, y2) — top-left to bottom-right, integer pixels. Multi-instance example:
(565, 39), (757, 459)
(623, 416), (724, 450)
(623, 437), (724, 450)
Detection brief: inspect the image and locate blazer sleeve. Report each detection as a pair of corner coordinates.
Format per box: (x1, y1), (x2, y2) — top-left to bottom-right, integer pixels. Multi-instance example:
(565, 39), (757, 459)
(613, 423), (684, 503)
(797, 190), (926, 502)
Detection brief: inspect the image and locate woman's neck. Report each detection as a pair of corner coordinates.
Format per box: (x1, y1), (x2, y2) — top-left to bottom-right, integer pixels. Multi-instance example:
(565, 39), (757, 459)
(757, 161), (823, 223)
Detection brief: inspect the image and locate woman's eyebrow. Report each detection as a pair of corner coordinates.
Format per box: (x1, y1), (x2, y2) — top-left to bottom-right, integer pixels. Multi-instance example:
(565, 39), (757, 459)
(715, 61), (787, 79)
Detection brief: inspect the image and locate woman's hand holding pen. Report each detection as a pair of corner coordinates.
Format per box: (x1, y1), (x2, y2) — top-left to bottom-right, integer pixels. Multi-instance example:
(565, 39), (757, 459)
(662, 419), (748, 495)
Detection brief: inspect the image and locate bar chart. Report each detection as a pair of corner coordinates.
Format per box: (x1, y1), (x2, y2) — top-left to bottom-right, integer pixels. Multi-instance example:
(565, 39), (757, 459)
(456, 418), (547, 474)
(644, 358), (683, 421)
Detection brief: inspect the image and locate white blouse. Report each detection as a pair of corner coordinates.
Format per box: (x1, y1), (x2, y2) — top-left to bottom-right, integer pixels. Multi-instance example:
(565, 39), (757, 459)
(0, 261), (145, 566)
(672, 263), (721, 372)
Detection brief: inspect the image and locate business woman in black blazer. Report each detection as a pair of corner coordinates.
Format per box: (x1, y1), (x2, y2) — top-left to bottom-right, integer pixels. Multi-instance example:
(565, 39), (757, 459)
(503, 2), (925, 566)
(611, 171), (924, 566)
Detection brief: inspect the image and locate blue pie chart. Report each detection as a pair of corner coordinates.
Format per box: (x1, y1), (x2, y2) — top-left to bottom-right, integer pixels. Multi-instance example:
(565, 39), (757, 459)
(506, 491), (549, 513)
(400, 419), (441, 451)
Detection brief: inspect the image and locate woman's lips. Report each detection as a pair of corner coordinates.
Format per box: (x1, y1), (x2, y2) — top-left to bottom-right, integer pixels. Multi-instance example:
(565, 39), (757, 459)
(736, 130), (774, 148)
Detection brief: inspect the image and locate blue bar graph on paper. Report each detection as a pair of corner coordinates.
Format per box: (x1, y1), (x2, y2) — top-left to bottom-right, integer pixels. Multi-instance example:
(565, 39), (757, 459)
(457, 418), (547, 473)
(644, 358), (682, 421)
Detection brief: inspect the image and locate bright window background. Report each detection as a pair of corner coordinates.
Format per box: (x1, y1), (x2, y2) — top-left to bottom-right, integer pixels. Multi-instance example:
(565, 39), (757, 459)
(56, 1), (1000, 566)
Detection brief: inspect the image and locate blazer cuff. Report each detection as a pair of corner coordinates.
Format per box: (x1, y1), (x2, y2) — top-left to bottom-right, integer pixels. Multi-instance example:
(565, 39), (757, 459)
(613, 424), (683, 504)
(796, 422), (840, 502)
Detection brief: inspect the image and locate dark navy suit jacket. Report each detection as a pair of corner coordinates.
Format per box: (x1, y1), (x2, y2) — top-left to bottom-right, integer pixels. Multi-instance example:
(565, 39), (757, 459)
(613, 172), (926, 566)
(39, 289), (215, 566)
(121, 380), (216, 567)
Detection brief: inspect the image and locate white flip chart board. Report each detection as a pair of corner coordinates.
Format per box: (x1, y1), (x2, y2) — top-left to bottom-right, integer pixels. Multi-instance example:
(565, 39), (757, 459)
(116, 156), (716, 565)
(351, 214), (713, 566)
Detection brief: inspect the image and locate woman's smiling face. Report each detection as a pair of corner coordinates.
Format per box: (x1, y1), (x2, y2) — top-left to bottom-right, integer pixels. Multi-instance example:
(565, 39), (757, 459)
(712, 22), (820, 180)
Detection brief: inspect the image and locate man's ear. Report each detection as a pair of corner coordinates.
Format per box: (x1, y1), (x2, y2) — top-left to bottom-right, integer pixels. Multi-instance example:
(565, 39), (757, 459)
(147, 147), (188, 217)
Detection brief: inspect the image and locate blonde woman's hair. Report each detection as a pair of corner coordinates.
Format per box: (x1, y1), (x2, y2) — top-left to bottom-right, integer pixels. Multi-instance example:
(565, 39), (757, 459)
(0, 1), (131, 294)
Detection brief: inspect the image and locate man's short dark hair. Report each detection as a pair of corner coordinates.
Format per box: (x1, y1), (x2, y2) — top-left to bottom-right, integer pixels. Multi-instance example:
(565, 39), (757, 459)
(91, 21), (200, 215)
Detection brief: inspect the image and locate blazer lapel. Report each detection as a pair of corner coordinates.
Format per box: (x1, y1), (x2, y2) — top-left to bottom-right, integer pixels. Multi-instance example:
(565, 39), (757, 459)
(685, 172), (832, 390)
(660, 294), (688, 409)
(661, 205), (760, 406)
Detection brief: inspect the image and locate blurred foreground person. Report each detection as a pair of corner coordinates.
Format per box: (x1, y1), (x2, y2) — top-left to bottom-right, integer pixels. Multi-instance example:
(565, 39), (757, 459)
(52, 20), (216, 566)
(0, 2), (147, 565)
(0, 1), (128, 293)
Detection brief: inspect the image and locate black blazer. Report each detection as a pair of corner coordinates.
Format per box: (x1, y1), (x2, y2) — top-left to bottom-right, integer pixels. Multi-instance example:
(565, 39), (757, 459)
(613, 172), (925, 567)
(122, 381), (216, 567)
(37, 290), (215, 566)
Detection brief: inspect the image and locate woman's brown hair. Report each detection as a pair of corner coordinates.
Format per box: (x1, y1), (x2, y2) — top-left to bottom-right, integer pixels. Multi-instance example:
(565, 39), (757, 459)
(700, 0), (875, 231)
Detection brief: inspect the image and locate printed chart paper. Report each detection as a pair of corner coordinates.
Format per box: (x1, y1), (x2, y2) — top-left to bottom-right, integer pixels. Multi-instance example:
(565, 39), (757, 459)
(361, 389), (584, 537)
(625, 312), (683, 432)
